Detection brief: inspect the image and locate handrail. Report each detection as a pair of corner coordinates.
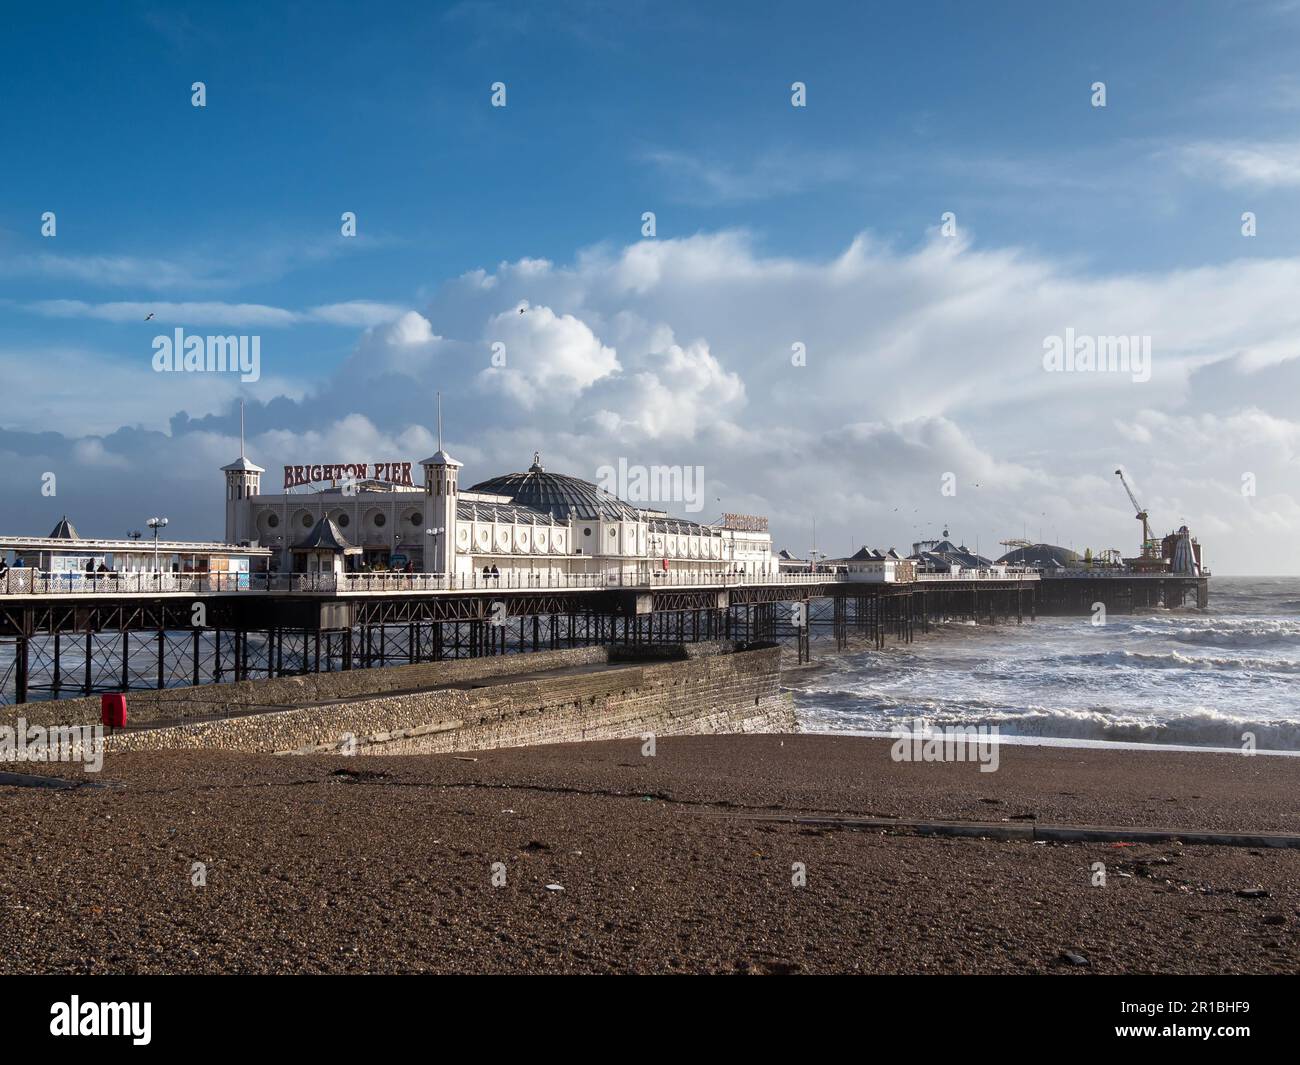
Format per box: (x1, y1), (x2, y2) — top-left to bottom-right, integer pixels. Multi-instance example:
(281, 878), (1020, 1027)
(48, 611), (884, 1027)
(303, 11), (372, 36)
(0, 566), (1049, 596)
(914, 567), (1040, 582)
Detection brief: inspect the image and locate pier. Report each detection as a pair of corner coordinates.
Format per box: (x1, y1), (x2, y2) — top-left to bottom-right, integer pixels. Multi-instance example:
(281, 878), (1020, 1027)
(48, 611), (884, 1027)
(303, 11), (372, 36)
(0, 569), (1042, 705)
(1035, 571), (1209, 613)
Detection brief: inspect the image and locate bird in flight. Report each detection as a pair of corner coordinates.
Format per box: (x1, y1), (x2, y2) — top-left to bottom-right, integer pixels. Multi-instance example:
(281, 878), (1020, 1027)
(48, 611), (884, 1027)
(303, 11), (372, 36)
(144, 312), (155, 321)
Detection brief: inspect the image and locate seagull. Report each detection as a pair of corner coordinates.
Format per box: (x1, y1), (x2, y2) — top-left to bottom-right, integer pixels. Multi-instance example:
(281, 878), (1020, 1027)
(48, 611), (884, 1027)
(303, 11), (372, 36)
(144, 312), (155, 321)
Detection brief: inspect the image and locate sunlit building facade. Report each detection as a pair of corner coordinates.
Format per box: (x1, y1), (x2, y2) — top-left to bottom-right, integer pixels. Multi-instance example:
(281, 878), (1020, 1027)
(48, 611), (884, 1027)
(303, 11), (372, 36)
(224, 450), (774, 581)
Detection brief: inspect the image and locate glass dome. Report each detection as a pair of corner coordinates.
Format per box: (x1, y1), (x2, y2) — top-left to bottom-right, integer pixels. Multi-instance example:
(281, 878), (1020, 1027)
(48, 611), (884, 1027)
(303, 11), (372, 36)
(469, 459), (638, 522)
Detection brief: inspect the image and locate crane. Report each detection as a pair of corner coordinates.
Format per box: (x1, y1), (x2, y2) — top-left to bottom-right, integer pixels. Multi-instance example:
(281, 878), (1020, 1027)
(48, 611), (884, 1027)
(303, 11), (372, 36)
(1114, 468), (1157, 558)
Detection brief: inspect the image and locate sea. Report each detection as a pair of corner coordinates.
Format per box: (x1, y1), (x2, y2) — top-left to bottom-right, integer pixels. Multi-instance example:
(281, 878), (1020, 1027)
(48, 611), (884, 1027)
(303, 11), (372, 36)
(789, 576), (1300, 754)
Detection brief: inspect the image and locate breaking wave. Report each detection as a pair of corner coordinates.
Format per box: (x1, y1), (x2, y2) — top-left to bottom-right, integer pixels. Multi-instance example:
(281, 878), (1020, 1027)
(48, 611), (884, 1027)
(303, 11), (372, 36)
(793, 577), (1300, 752)
(1054, 649), (1300, 673)
(809, 694), (1300, 751)
(1131, 619), (1300, 649)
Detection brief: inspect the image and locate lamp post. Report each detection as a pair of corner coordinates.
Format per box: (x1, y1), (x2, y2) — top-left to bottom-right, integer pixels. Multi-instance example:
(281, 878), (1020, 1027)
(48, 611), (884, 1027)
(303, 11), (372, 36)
(648, 533), (665, 582)
(126, 529), (141, 578)
(425, 526), (444, 577)
(147, 516), (169, 576)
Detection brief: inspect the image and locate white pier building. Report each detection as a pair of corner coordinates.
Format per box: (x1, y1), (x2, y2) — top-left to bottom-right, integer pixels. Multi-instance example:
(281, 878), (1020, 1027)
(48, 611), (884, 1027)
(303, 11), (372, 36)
(223, 449), (775, 583)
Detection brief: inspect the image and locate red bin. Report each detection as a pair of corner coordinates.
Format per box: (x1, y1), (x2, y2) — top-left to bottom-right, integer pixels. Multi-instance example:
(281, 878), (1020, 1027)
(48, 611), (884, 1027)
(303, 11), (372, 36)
(101, 692), (128, 729)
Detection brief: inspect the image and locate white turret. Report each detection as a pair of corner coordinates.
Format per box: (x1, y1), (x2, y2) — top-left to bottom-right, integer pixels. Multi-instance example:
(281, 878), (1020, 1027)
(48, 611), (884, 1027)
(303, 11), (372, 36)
(420, 394), (462, 573)
(221, 401), (264, 544)
(222, 454), (264, 543)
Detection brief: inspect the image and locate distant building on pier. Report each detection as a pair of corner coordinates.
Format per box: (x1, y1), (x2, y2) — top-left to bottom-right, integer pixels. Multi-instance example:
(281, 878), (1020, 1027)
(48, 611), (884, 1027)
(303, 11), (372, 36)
(0, 516), (269, 577)
(909, 539), (994, 572)
(993, 543), (1081, 570)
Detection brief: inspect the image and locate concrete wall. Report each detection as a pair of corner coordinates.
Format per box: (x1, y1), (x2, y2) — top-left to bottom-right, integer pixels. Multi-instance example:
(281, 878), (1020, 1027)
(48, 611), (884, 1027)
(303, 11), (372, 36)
(9, 642), (794, 755)
(2, 644), (614, 729)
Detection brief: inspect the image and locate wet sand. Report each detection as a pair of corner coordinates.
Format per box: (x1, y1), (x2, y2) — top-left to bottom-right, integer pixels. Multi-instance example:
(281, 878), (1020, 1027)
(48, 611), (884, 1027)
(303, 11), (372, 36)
(2, 735), (1297, 974)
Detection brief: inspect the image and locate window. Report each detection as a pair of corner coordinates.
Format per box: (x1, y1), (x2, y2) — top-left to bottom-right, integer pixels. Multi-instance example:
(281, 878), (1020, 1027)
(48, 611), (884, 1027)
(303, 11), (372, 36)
(337, 513), (350, 528)
(267, 513), (279, 529)
(301, 513), (313, 528)
(410, 512), (423, 526)
(374, 513), (387, 528)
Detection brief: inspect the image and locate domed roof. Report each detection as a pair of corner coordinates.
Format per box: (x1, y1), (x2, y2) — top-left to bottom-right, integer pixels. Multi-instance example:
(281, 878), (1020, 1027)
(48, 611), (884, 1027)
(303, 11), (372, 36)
(469, 457), (638, 522)
(995, 543), (1081, 567)
(48, 515), (80, 540)
(221, 455), (265, 473)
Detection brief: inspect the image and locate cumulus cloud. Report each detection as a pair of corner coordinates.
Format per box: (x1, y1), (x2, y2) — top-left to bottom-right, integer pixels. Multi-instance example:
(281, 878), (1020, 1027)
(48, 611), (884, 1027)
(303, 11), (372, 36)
(587, 339), (745, 439)
(476, 303), (620, 407)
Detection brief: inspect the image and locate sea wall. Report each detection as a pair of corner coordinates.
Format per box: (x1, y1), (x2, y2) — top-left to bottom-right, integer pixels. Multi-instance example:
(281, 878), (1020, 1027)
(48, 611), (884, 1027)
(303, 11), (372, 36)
(15, 642), (793, 755)
(1, 644), (613, 729)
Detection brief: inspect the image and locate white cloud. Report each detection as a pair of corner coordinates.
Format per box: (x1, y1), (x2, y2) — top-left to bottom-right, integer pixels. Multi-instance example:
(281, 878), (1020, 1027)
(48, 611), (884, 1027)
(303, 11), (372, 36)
(28, 300), (301, 327)
(71, 438), (130, 469)
(476, 303), (620, 407)
(306, 301), (410, 327)
(641, 148), (856, 205)
(1176, 139), (1300, 188)
(25, 299), (411, 328)
(343, 310), (452, 377)
(587, 339), (745, 439)
(0, 343), (304, 435)
(0, 253), (225, 291)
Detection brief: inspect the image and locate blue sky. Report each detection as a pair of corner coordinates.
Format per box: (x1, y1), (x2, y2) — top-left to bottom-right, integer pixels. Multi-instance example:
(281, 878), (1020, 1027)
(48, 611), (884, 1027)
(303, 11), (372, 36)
(2, 1), (1300, 571)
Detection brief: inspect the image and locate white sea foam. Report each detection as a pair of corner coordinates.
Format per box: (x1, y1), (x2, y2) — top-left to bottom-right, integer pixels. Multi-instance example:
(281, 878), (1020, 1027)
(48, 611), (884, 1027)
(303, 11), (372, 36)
(794, 577), (1300, 752)
(1056, 649), (1300, 673)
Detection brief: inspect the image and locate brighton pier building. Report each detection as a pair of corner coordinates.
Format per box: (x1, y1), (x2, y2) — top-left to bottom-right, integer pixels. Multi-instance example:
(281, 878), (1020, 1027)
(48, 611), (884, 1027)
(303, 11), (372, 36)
(223, 448), (775, 583)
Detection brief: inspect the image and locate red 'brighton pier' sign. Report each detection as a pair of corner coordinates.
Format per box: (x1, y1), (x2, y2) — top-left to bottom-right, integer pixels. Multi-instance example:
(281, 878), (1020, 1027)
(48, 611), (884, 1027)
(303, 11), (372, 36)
(283, 462), (414, 489)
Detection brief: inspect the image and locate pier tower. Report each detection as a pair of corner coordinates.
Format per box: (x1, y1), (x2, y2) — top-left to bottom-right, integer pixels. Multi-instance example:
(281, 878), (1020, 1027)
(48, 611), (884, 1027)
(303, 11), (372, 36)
(222, 454), (264, 544)
(222, 403), (264, 545)
(420, 448), (461, 574)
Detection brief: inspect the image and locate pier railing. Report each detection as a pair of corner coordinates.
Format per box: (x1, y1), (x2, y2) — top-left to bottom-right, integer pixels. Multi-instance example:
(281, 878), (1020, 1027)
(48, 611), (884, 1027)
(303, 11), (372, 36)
(0, 568), (829, 596)
(1032, 567), (1205, 579)
(0, 565), (1039, 597)
(915, 567), (1039, 582)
